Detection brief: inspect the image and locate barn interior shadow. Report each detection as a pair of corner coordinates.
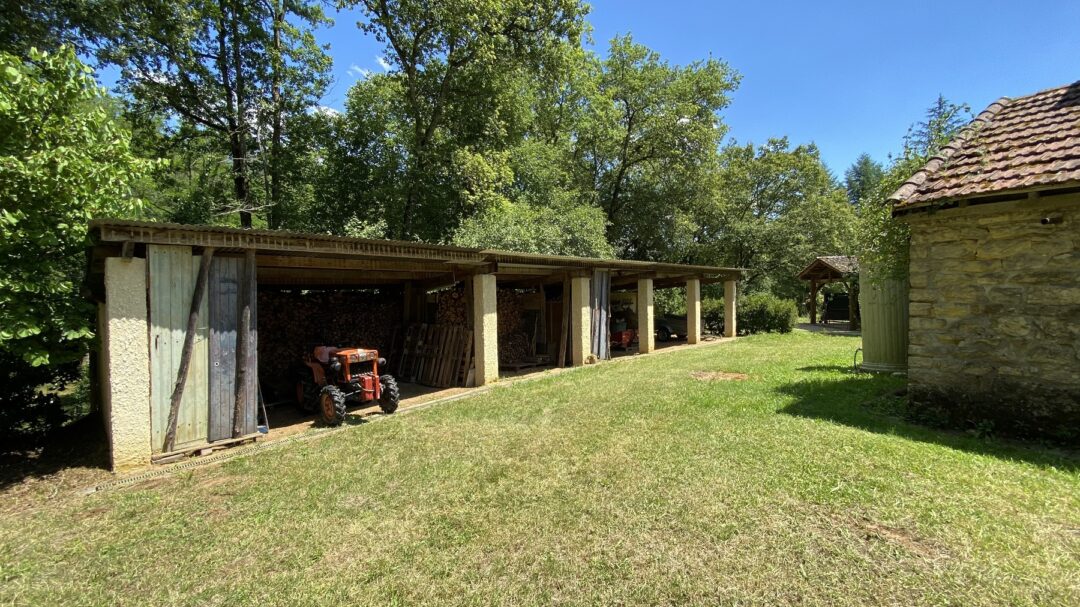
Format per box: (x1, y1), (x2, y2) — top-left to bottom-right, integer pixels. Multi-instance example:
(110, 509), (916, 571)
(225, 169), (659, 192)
(775, 372), (1079, 472)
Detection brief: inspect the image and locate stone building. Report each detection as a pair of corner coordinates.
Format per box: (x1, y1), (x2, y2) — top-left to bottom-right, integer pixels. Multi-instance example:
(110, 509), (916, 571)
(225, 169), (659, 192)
(890, 81), (1080, 440)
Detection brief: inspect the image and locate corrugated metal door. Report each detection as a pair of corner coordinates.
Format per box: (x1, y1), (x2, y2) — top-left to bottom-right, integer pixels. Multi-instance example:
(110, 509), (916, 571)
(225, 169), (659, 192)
(148, 245), (209, 452)
(208, 255), (258, 441)
(208, 257), (239, 442)
(859, 272), (909, 372)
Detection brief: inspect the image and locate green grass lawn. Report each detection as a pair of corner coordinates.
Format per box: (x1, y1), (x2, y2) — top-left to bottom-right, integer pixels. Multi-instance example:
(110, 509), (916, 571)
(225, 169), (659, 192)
(2, 331), (1077, 606)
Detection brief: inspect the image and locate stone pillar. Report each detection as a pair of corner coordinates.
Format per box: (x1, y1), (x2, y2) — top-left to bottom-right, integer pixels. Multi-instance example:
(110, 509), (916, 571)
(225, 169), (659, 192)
(686, 278), (701, 344)
(103, 257), (152, 471)
(570, 275), (591, 366)
(724, 279), (737, 338)
(472, 273), (498, 386)
(637, 278), (654, 353)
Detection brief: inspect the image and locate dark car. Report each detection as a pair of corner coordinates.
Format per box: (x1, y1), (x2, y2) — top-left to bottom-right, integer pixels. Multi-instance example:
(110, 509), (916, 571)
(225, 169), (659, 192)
(654, 314), (687, 342)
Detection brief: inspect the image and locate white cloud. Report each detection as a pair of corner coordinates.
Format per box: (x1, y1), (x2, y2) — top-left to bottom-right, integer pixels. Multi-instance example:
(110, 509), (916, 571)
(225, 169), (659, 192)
(312, 106), (341, 117)
(376, 56), (392, 71)
(347, 64), (371, 79)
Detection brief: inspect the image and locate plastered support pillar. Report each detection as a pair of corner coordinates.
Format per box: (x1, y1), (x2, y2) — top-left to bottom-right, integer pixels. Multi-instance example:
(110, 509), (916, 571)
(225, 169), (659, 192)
(570, 276), (591, 366)
(724, 280), (737, 338)
(637, 278), (655, 354)
(472, 273), (498, 385)
(103, 257), (152, 471)
(686, 278), (701, 344)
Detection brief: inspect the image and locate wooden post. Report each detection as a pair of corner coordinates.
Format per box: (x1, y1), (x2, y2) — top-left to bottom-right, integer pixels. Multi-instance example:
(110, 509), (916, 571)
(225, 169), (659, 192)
(403, 282), (414, 323)
(536, 281), (547, 355)
(848, 280), (858, 330)
(557, 275), (569, 367)
(809, 280), (818, 325)
(232, 249), (255, 438)
(163, 247), (215, 452)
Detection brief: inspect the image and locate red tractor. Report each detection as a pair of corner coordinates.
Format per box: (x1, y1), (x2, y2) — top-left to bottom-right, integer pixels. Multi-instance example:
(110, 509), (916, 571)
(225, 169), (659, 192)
(295, 346), (400, 425)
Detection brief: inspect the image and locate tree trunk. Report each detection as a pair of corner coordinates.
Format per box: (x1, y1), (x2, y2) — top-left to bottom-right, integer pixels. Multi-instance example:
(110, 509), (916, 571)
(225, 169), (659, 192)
(230, 131), (251, 228)
(230, 0), (251, 229)
(268, 0), (284, 229)
(232, 249), (255, 437)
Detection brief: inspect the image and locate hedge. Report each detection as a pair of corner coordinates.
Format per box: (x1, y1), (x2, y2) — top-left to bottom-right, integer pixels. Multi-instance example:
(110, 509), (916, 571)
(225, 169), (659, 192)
(700, 293), (798, 335)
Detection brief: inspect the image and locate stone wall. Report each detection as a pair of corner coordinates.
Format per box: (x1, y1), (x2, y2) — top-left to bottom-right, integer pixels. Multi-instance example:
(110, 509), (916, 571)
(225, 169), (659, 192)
(904, 193), (1080, 439)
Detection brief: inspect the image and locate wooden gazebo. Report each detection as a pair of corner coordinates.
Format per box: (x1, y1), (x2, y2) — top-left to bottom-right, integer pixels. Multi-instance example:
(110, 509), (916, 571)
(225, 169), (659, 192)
(797, 255), (859, 325)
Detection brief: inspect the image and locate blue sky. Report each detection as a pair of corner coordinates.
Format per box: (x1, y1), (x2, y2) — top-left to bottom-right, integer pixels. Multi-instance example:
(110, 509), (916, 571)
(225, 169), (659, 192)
(316, 1), (1080, 176)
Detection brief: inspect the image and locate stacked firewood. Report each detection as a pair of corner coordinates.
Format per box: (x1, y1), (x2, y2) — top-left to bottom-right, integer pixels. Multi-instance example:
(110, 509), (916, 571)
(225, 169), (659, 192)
(432, 286), (537, 365)
(435, 286), (525, 335)
(496, 289), (524, 336)
(436, 287), (469, 325)
(257, 290), (402, 394)
(498, 332), (533, 365)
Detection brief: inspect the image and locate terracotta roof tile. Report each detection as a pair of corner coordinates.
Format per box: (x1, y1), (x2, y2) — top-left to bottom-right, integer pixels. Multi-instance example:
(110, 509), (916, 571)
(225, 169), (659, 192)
(890, 81), (1080, 209)
(797, 255), (858, 279)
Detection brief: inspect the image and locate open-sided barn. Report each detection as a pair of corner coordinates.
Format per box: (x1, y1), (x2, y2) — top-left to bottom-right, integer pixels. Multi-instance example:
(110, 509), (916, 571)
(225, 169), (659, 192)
(87, 220), (743, 470)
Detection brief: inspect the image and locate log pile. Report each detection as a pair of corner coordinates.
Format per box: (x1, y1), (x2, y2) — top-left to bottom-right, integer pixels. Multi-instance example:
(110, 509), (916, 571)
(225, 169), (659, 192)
(499, 332), (533, 365)
(257, 290), (402, 397)
(435, 286), (526, 336)
(436, 287), (469, 325)
(496, 289), (524, 336)
(435, 286), (536, 365)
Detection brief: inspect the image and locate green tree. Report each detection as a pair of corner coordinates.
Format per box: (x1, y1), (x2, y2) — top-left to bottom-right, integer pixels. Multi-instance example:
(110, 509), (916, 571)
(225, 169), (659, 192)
(859, 96), (971, 279)
(903, 95), (972, 158)
(345, 0), (588, 240)
(0, 47), (144, 367)
(98, 0), (330, 228)
(452, 200), (613, 258)
(843, 153), (884, 206)
(575, 34), (738, 260)
(697, 138), (856, 300)
(0, 0), (116, 57)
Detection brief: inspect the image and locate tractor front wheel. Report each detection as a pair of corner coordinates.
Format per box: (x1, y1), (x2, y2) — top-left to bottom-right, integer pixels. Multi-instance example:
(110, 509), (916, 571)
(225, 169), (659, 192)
(378, 375), (400, 414)
(318, 385), (347, 426)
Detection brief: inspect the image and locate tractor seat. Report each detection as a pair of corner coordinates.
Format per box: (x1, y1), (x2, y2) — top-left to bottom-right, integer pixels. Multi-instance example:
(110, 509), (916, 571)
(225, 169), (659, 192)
(313, 346), (338, 364)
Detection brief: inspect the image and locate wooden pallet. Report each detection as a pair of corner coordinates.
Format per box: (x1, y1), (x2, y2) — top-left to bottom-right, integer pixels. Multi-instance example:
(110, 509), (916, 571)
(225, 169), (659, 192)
(395, 323), (473, 388)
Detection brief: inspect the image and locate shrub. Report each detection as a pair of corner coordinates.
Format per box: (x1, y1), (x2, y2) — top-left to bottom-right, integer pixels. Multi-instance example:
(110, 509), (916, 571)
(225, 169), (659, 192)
(0, 351), (82, 445)
(739, 293), (797, 334)
(702, 298), (726, 333)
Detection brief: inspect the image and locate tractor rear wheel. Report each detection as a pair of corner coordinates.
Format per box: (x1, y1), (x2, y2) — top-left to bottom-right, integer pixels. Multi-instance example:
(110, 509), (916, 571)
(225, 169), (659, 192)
(318, 385), (347, 426)
(378, 375), (400, 414)
(295, 376), (320, 413)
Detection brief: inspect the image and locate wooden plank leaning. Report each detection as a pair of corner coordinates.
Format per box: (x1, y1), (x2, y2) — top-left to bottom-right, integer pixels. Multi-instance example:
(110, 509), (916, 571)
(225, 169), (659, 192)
(232, 249), (256, 438)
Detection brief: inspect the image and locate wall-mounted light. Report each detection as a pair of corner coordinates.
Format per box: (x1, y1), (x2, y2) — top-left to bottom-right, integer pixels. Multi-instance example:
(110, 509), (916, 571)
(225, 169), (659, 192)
(1040, 214), (1063, 225)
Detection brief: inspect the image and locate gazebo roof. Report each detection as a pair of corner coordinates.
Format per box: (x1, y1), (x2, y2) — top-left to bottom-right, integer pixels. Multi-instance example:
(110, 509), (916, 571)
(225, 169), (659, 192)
(797, 256), (859, 282)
